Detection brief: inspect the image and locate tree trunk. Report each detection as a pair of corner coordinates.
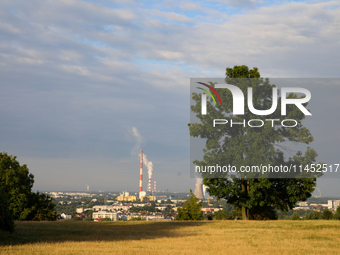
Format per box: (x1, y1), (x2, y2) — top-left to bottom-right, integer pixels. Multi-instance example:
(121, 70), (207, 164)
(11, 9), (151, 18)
(242, 206), (248, 220)
(247, 180), (253, 220)
(241, 175), (249, 220)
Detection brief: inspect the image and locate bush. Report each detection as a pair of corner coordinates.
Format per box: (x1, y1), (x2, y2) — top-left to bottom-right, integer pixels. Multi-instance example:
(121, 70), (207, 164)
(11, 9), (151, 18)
(175, 190), (203, 220)
(304, 211), (321, 220)
(291, 212), (301, 220)
(130, 217), (144, 221)
(205, 213), (213, 220)
(334, 206), (340, 220)
(70, 217), (83, 221)
(321, 209), (333, 220)
(214, 210), (232, 220)
(100, 218), (112, 221)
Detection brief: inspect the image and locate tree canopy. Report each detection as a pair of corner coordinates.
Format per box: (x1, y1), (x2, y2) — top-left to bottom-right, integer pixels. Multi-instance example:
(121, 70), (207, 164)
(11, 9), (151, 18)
(0, 152), (34, 220)
(0, 152), (56, 231)
(189, 65), (320, 220)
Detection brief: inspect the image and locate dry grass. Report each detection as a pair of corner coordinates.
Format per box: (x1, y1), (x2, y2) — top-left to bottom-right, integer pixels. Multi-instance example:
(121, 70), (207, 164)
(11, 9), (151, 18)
(1, 220), (340, 255)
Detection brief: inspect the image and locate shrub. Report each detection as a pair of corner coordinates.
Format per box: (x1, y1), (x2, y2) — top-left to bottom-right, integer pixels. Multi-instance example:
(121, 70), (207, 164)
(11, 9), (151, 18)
(70, 217), (83, 221)
(304, 211), (321, 220)
(130, 217), (144, 221)
(214, 210), (232, 220)
(334, 206), (340, 220)
(100, 218), (112, 221)
(321, 209), (333, 220)
(175, 190), (203, 220)
(291, 212), (301, 220)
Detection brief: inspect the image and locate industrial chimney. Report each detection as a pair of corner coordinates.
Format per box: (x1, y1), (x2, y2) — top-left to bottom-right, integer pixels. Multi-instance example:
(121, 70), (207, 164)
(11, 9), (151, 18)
(154, 180), (156, 193)
(139, 150), (143, 192)
(194, 183), (204, 199)
(148, 178), (151, 192)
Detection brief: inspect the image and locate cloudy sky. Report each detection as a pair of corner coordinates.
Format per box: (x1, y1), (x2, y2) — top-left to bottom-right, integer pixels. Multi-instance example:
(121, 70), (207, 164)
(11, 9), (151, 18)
(1, 0), (339, 195)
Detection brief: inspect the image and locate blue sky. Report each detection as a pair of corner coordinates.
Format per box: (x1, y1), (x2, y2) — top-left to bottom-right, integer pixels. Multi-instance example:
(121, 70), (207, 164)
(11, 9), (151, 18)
(1, 0), (340, 195)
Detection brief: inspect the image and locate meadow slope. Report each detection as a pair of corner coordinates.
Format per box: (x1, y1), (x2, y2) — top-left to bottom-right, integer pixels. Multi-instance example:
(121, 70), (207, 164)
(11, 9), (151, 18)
(1, 220), (340, 255)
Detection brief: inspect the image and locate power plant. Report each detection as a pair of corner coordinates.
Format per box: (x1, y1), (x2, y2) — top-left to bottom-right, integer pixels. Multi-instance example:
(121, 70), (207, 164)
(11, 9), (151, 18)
(139, 150), (156, 201)
(194, 183), (204, 199)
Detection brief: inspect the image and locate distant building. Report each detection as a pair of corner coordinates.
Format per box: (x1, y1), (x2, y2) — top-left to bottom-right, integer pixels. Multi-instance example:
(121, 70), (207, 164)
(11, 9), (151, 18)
(156, 206), (167, 211)
(201, 208), (222, 213)
(74, 214), (88, 218)
(76, 208), (84, 213)
(328, 200), (333, 210)
(140, 196), (156, 202)
(133, 203), (146, 207)
(93, 211), (119, 221)
(170, 200), (186, 203)
(327, 200), (340, 210)
(120, 215), (128, 220)
(298, 202), (309, 207)
(92, 205), (131, 211)
(61, 213), (72, 220)
(117, 193), (137, 202)
(139, 191), (146, 199)
(335, 200), (340, 210)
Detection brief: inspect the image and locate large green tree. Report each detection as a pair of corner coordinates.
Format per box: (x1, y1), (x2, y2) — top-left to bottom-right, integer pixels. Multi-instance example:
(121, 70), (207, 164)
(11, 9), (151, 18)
(190, 65), (320, 220)
(0, 152), (56, 225)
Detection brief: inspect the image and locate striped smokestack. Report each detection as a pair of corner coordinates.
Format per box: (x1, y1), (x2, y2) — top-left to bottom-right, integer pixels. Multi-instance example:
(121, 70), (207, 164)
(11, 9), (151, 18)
(148, 178), (151, 192)
(154, 180), (156, 192)
(139, 150), (143, 192)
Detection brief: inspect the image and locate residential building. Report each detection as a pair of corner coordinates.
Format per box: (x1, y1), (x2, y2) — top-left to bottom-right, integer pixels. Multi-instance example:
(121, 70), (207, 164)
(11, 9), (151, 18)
(93, 211), (119, 221)
(61, 213), (72, 220)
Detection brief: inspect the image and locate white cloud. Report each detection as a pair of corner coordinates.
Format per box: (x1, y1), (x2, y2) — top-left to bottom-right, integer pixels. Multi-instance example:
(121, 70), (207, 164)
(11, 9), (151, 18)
(147, 9), (193, 22)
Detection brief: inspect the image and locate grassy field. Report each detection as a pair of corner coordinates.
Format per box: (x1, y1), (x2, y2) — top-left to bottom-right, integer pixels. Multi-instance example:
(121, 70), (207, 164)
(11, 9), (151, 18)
(1, 220), (340, 255)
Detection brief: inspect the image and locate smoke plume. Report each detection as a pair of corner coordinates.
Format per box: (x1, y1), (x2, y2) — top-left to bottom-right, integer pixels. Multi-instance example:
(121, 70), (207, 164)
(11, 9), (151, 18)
(131, 127), (144, 156)
(143, 154), (153, 180)
(131, 126), (153, 179)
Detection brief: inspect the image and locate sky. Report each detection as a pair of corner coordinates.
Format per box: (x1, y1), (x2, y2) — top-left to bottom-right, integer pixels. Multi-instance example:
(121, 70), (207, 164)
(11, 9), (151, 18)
(1, 0), (340, 196)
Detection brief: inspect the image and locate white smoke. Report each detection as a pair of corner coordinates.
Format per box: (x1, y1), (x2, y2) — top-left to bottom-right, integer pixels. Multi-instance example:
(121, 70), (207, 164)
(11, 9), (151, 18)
(143, 154), (153, 180)
(131, 127), (144, 156)
(131, 127), (153, 180)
